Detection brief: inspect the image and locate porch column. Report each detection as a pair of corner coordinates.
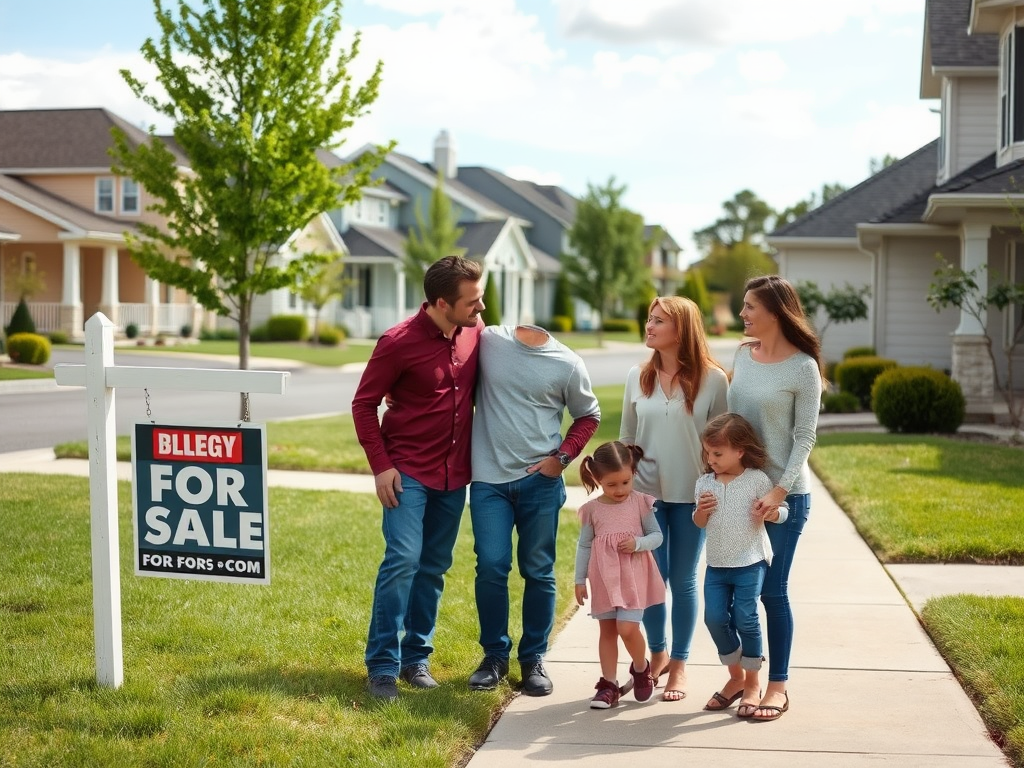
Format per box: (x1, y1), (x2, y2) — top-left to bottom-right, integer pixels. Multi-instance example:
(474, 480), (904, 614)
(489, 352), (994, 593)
(519, 272), (535, 325)
(145, 276), (160, 337)
(98, 246), (120, 329)
(952, 223), (995, 416)
(60, 242), (84, 339)
(395, 264), (406, 328)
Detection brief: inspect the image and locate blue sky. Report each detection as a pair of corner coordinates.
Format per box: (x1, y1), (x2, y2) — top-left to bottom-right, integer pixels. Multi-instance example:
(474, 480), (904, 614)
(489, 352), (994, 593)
(0, 0), (937, 262)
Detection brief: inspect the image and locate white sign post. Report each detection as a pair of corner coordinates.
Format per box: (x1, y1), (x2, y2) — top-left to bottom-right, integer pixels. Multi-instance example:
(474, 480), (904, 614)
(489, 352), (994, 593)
(54, 313), (289, 688)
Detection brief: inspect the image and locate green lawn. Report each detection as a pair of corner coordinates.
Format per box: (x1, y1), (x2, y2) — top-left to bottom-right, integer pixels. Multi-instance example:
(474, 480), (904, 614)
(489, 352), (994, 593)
(0, 473), (582, 768)
(0, 366), (53, 381)
(810, 432), (1024, 563)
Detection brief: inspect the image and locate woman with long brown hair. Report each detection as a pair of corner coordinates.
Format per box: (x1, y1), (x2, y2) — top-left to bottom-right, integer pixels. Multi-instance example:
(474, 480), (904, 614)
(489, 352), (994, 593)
(619, 296), (728, 701)
(699, 274), (823, 721)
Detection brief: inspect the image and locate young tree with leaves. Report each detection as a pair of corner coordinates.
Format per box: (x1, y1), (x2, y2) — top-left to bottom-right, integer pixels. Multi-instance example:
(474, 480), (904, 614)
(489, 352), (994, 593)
(927, 261), (1024, 430)
(295, 256), (352, 345)
(562, 177), (650, 347)
(404, 173), (466, 288)
(110, 0), (391, 396)
(795, 281), (871, 344)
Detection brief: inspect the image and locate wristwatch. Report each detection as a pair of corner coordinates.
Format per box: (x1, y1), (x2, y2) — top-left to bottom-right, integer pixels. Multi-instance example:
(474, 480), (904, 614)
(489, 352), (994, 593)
(556, 452), (572, 468)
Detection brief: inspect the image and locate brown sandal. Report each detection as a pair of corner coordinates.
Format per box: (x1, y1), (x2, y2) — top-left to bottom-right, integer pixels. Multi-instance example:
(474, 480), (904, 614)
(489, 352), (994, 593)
(703, 690), (742, 711)
(751, 692), (789, 722)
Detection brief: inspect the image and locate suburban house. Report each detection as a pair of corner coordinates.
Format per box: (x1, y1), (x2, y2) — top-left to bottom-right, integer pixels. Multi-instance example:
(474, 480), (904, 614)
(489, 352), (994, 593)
(768, 0), (1024, 420)
(0, 108), (343, 340)
(1, 112), (682, 342)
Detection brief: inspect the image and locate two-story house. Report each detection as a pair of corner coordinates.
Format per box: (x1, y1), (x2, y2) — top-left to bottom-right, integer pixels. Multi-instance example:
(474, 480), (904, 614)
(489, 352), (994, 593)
(768, 0), (1024, 421)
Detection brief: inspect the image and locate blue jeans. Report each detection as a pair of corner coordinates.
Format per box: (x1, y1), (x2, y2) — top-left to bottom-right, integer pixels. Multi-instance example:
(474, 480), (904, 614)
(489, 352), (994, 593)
(470, 471), (566, 663)
(704, 561), (767, 669)
(642, 501), (705, 660)
(364, 473), (466, 678)
(762, 493), (810, 682)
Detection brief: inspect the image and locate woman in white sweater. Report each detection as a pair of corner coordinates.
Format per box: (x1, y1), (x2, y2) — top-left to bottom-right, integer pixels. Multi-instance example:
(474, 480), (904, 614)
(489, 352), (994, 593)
(699, 275), (823, 722)
(620, 296), (728, 701)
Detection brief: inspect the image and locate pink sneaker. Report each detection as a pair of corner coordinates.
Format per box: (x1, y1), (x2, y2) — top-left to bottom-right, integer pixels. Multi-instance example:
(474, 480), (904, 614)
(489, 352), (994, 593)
(629, 660), (655, 702)
(590, 677), (621, 709)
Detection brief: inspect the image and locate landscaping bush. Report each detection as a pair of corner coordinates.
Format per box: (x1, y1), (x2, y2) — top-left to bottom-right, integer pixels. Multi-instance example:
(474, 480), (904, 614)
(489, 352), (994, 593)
(602, 317), (639, 335)
(313, 325), (344, 346)
(180, 324), (193, 338)
(871, 366), (965, 434)
(843, 345), (877, 359)
(47, 330), (69, 345)
(835, 355), (898, 408)
(266, 314), (308, 341)
(250, 324), (269, 342)
(125, 323), (139, 339)
(6, 332), (51, 365)
(4, 298), (36, 336)
(548, 315), (573, 333)
(200, 326), (240, 341)
(822, 391), (860, 414)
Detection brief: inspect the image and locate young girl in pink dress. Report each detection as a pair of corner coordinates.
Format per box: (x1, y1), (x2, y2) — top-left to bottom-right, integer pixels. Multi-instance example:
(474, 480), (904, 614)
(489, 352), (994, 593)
(575, 441), (666, 709)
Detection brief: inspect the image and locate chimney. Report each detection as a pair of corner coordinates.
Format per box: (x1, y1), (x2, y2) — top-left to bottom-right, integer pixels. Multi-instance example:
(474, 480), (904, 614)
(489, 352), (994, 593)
(434, 129), (457, 179)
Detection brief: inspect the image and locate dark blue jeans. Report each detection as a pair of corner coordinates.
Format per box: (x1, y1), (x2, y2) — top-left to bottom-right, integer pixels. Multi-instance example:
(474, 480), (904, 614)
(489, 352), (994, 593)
(704, 560), (767, 668)
(642, 500), (704, 660)
(762, 493), (810, 682)
(364, 473), (466, 678)
(470, 471), (566, 663)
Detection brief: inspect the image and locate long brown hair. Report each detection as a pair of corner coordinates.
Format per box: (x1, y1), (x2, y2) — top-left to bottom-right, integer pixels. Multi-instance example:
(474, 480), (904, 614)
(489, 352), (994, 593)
(579, 441), (645, 495)
(700, 413), (767, 474)
(639, 296), (724, 413)
(744, 275), (824, 378)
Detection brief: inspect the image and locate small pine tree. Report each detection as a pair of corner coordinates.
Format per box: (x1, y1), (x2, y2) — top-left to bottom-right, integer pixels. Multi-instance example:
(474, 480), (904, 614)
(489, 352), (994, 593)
(677, 269), (712, 318)
(552, 271), (574, 320)
(481, 273), (502, 327)
(5, 298), (36, 336)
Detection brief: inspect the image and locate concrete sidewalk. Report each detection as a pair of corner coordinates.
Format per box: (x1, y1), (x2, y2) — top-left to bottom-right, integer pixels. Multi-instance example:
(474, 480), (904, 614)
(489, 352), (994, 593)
(0, 447), (1019, 766)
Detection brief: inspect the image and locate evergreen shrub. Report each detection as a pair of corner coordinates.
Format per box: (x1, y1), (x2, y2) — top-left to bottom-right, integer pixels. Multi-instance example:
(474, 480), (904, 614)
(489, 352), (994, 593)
(602, 318), (639, 334)
(266, 315), (308, 341)
(843, 346), (877, 359)
(835, 355), (898, 408)
(5, 299), (36, 336)
(821, 391), (860, 414)
(548, 315), (573, 333)
(7, 332), (51, 365)
(871, 366), (965, 434)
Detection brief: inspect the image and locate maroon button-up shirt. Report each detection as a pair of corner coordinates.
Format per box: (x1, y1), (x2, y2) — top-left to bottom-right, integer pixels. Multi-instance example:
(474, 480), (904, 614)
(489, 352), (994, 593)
(352, 305), (482, 491)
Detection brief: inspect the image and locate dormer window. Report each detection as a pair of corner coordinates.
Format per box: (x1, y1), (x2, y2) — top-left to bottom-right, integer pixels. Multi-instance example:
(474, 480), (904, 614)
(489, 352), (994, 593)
(96, 178), (114, 213)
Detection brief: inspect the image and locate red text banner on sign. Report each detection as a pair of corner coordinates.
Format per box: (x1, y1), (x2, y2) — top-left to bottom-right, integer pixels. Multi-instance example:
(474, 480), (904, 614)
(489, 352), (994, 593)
(152, 428), (244, 464)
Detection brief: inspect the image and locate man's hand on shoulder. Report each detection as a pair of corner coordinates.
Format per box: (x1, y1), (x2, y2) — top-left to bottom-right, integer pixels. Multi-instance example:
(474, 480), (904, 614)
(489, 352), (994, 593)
(376, 468), (403, 509)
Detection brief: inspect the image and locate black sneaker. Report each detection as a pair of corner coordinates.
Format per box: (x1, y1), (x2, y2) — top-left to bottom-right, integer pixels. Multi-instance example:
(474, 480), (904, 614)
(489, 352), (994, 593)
(468, 656), (509, 690)
(520, 660), (553, 697)
(399, 663), (438, 689)
(367, 675), (399, 700)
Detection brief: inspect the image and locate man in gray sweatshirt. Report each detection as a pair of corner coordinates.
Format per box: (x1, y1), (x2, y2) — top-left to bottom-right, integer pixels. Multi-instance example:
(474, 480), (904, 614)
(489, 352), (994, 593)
(467, 324), (600, 696)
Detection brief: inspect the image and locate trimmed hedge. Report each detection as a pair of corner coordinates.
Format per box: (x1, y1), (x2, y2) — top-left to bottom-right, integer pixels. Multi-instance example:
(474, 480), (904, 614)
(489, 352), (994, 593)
(835, 355), (898, 408)
(602, 318), (639, 334)
(843, 346), (877, 360)
(7, 332), (51, 365)
(266, 315), (308, 341)
(871, 366), (965, 434)
(822, 391), (860, 414)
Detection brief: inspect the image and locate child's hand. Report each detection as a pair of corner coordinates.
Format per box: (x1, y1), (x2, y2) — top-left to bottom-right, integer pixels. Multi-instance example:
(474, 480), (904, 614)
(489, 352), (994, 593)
(575, 583), (588, 606)
(617, 537), (638, 554)
(694, 491), (716, 526)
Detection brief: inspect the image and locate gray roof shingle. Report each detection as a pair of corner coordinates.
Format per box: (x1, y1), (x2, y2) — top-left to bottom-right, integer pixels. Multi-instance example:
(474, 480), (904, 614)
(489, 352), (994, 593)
(927, 0), (998, 69)
(770, 140), (941, 238)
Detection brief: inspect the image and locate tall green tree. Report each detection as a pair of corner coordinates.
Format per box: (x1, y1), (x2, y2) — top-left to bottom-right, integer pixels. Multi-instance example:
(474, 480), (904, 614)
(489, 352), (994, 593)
(562, 177), (650, 347)
(795, 280), (870, 343)
(693, 189), (774, 252)
(774, 182), (847, 229)
(110, 0), (391, 387)
(404, 173), (465, 288)
(698, 241), (777, 317)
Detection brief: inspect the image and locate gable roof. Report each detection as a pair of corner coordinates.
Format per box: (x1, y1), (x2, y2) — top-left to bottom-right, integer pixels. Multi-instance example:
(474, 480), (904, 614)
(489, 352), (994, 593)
(644, 224), (681, 251)
(457, 220), (508, 258)
(769, 140), (941, 239)
(0, 107), (189, 170)
(457, 166), (576, 226)
(339, 223), (406, 259)
(381, 150), (511, 219)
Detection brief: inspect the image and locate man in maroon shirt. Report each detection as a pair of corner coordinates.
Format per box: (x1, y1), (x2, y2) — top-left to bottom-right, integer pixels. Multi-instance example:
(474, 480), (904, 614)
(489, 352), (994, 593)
(352, 255), (485, 700)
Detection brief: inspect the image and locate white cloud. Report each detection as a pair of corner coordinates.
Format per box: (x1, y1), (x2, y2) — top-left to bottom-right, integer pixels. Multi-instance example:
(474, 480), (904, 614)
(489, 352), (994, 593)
(556, 0), (920, 45)
(736, 50), (787, 84)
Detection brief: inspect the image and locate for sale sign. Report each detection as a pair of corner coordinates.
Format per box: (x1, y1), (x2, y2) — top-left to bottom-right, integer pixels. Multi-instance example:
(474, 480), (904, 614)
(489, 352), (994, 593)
(132, 423), (270, 584)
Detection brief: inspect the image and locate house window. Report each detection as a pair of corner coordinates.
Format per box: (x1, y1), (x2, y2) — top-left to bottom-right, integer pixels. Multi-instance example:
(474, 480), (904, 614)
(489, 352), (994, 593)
(377, 200), (387, 225)
(96, 178), (114, 213)
(122, 179), (140, 214)
(1000, 27), (1024, 149)
(1009, 242), (1024, 351)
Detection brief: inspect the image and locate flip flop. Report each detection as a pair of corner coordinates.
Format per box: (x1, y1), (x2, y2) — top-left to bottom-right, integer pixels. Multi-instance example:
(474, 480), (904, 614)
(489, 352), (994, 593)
(751, 692), (789, 722)
(703, 689), (742, 711)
